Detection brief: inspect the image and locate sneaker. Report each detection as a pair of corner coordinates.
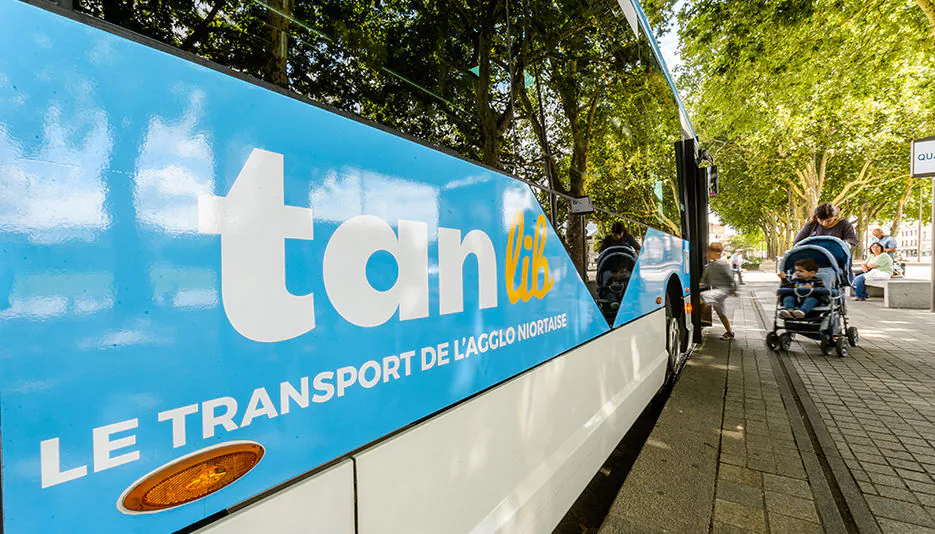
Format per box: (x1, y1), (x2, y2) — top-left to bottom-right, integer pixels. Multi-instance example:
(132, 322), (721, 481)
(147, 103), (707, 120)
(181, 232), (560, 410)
(791, 309), (806, 319)
(779, 309), (793, 319)
(720, 331), (735, 341)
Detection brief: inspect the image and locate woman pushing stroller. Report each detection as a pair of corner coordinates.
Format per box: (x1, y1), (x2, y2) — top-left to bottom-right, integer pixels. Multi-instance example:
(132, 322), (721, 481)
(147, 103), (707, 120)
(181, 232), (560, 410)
(793, 202), (858, 247)
(766, 235), (858, 357)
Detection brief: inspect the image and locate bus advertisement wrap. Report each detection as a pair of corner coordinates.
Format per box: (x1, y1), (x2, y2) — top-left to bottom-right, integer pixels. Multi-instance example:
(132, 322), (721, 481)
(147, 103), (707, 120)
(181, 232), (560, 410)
(0, 1), (617, 531)
(0, 0), (691, 531)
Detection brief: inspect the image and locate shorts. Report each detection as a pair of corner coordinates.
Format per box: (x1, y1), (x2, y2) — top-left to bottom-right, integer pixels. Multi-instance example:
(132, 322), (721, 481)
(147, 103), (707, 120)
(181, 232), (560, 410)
(701, 288), (730, 317)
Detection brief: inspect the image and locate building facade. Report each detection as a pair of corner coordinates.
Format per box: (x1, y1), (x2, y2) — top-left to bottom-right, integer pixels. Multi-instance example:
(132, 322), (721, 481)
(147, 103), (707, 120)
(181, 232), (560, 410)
(867, 221), (932, 260)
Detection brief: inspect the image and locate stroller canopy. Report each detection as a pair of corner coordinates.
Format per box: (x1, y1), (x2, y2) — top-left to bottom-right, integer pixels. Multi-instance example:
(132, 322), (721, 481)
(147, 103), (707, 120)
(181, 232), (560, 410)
(782, 236), (853, 286)
(596, 246), (638, 286)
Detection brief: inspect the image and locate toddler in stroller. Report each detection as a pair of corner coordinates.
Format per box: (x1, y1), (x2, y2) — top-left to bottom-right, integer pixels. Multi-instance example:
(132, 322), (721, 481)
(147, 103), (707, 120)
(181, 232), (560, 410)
(766, 236), (859, 357)
(595, 245), (638, 324)
(778, 258), (824, 319)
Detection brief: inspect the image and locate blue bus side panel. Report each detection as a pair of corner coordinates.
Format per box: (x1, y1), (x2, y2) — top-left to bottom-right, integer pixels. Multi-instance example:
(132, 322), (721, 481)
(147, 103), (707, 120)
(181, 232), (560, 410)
(0, 2), (614, 532)
(613, 228), (691, 326)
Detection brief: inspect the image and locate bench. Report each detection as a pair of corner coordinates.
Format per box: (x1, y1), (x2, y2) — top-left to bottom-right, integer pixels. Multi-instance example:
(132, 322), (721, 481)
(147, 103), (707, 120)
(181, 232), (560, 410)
(865, 279), (931, 309)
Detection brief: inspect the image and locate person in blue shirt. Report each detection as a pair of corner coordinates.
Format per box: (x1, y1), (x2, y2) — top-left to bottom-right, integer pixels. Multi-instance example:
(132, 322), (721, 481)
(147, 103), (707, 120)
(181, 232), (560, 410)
(871, 228), (898, 260)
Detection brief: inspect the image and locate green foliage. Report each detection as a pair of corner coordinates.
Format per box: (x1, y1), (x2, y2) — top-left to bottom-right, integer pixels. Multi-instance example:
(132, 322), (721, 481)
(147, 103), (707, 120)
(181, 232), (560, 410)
(72, 0), (687, 269)
(680, 0), (935, 256)
(727, 230), (766, 254)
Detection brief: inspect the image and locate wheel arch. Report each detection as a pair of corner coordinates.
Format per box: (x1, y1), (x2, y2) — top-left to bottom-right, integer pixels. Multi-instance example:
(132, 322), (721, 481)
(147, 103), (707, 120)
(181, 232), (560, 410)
(665, 273), (685, 319)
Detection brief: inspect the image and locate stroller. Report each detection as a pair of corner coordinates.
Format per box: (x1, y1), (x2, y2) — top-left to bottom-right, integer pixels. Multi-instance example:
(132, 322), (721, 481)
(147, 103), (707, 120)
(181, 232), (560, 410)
(595, 245), (638, 323)
(765, 236), (859, 357)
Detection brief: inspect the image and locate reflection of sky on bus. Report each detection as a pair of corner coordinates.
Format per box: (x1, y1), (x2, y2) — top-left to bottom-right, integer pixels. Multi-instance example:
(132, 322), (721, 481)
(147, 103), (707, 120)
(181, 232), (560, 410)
(134, 88), (215, 235)
(639, 235), (684, 281)
(308, 167), (439, 238)
(75, 318), (164, 351)
(149, 265), (218, 309)
(501, 187), (536, 232)
(0, 92), (111, 243)
(656, 0), (686, 77)
(0, 71), (26, 107)
(0, 272), (114, 320)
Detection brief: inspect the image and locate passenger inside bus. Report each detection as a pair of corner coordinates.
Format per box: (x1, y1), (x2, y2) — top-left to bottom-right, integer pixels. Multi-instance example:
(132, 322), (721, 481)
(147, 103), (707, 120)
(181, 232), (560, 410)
(595, 245), (638, 323)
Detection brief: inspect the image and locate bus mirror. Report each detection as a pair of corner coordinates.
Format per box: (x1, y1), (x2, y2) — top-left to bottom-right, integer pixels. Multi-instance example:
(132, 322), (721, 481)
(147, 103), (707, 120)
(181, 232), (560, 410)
(706, 166), (719, 197)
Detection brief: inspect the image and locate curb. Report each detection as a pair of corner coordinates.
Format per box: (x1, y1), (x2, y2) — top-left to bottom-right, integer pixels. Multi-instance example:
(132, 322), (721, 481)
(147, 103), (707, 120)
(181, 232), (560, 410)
(749, 289), (881, 534)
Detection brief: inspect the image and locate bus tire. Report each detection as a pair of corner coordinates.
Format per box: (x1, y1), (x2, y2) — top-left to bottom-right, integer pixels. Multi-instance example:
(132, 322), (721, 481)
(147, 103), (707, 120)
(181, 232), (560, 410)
(664, 296), (681, 387)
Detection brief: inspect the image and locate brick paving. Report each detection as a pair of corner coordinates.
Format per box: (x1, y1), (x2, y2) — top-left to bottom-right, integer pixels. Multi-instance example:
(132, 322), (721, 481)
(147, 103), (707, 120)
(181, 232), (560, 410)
(600, 286), (829, 533)
(711, 291), (825, 533)
(751, 282), (935, 533)
(600, 275), (935, 533)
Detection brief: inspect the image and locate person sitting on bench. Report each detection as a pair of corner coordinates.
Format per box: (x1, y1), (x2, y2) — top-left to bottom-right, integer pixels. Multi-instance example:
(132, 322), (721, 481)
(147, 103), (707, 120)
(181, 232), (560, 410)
(852, 242), (893, 301)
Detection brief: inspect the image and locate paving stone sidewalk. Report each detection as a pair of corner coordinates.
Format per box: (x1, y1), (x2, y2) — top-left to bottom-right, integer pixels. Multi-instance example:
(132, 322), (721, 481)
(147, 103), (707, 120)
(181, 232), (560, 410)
(751, 283), (935, 533)
(712, 291), (825, 533)
(600, 288), (827, 533)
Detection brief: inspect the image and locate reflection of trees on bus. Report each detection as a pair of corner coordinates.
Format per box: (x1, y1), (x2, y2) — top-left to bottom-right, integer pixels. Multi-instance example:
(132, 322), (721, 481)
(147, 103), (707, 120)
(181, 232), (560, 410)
(69, 0), (684, 274)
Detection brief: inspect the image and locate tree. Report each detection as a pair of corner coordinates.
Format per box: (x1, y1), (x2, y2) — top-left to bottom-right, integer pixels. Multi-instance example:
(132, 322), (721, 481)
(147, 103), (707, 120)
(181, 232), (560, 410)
(679, 0), (935, 256)
(71, 0), (686, 271)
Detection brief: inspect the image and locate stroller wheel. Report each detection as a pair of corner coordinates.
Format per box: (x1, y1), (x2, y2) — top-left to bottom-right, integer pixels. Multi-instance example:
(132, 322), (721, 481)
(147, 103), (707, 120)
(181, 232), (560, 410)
(765, 332), (780, 352)
(778, 333), (793, 351)
(820, 337), (831, 356)
(835, 336), (848, 357)
(847, 326), (859, 347)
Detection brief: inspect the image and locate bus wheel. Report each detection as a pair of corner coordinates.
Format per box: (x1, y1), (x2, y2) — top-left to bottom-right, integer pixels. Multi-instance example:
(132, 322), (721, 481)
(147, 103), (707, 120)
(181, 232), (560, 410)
(665, 297), (681, 386)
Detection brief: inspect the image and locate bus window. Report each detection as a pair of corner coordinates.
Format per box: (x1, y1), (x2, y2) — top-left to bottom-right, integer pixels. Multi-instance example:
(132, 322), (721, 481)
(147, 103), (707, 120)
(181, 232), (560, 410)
(590, 217), (647, 327)
(73, 0), (519, 174)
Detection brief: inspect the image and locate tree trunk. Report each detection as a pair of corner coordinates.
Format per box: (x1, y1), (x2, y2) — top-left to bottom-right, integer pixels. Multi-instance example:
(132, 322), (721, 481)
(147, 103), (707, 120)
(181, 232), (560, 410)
(916, 0), (935, 35)
(180, 0), (226, 51)
(890, 176), (914, 237)
(564, 144), (588, 277)
(100, 0), (134, 26)
(267, 0), (291, 88)
(855, 203), (868, 260)
(475, 30), (501, 167)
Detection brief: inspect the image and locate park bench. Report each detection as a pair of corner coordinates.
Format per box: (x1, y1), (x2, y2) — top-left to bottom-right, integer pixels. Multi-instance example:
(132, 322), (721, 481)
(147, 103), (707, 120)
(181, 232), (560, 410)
(865, 279), (931, 309)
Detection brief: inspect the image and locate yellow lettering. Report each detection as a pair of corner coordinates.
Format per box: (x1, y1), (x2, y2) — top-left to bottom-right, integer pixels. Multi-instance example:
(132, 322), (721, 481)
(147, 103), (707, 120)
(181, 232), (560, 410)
(505, 211), (554, 303)
(531, 215), (554, 298)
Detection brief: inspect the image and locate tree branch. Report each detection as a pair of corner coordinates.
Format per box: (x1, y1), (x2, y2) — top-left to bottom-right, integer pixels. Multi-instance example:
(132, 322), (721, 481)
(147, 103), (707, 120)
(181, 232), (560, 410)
(830, 159), (872, 206)
(180, 0), (227, 51)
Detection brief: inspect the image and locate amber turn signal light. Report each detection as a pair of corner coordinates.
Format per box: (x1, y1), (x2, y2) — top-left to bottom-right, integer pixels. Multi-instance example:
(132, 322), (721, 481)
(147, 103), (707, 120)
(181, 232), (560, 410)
(119, 441), (264, 514)
(685, 303), (693, 314)
(655, 297), (663, 305)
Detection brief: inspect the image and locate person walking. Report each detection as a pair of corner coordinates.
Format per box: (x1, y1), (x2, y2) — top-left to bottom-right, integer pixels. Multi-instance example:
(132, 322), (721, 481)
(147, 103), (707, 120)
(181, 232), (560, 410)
(729, 249), (745, 285)
(701, 242), (737, 341)
(852, 242), (894, 301)
(793, 203), (858, 247)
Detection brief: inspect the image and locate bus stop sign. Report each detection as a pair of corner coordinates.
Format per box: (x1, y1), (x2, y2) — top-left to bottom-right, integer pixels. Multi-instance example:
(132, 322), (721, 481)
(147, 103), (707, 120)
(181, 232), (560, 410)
(912, 138), (935, 178)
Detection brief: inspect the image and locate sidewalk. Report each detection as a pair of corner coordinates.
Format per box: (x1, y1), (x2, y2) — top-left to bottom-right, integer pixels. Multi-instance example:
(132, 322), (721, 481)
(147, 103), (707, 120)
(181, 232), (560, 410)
(599, 277), (935, 533)
(751, 284), (935, 532)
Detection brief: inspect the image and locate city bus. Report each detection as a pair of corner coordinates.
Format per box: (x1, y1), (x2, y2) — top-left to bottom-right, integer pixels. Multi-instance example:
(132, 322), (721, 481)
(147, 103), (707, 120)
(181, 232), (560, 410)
(0, 0), (713, 531)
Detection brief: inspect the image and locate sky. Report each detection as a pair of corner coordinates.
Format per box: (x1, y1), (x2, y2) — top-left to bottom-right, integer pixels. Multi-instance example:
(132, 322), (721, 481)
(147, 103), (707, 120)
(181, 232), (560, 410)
(651, 0), (726, 227)
(655, 0), (688, 96)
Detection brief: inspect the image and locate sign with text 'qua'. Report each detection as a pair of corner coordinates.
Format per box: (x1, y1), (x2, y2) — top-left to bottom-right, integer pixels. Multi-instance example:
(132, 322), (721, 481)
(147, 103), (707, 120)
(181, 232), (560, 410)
(912, 138), (935, 177)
